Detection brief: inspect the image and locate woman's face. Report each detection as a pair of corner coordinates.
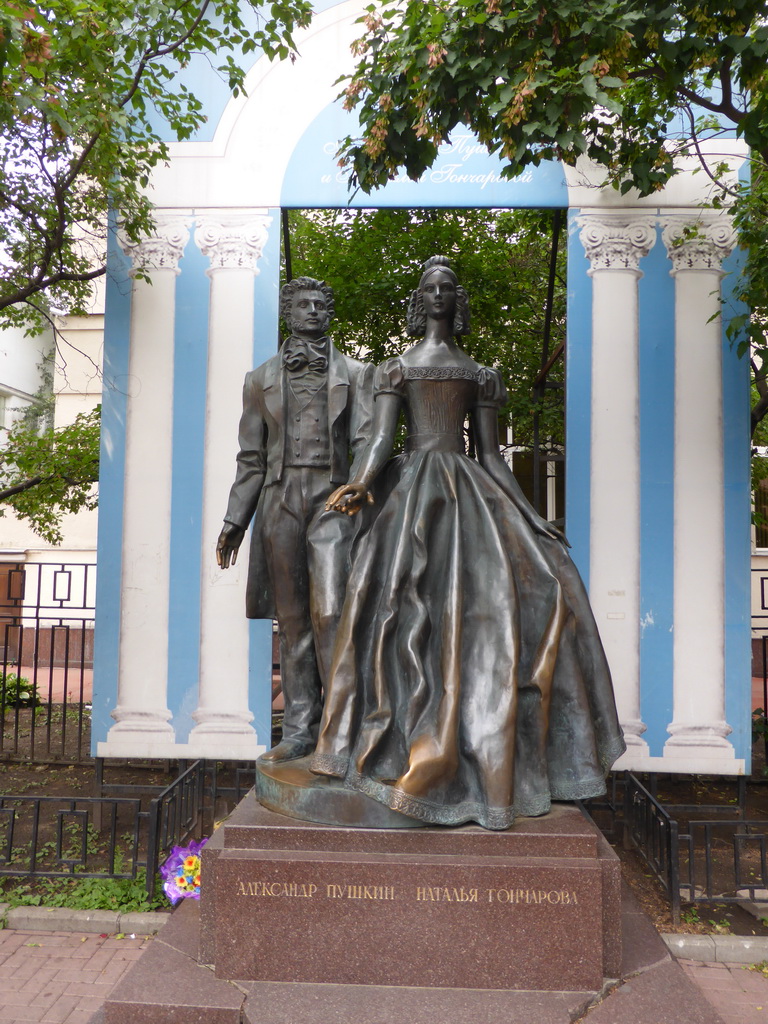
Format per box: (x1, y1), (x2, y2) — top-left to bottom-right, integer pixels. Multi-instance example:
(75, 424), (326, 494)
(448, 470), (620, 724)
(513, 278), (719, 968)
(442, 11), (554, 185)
(421, 270), (456, 321)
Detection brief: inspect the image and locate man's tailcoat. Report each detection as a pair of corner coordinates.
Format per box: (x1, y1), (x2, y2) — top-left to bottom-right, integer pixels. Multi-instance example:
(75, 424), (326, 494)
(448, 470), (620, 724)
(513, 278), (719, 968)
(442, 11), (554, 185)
(223, 342), (374, 618)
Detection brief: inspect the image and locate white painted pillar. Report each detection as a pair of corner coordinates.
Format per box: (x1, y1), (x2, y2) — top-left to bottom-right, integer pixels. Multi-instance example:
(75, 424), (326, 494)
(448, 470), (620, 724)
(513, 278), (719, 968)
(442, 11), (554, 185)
(579, 214), (656, 756)
(662, 215), (738, 764)
(99, 216), (190, 754)
(189, 213), (272, 758)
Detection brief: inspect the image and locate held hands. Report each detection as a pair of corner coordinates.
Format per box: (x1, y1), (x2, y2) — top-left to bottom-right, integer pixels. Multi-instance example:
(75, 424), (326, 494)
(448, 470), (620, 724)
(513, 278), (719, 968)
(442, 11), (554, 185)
(325, 482), (374, 517)
(216, 523), (245, 568)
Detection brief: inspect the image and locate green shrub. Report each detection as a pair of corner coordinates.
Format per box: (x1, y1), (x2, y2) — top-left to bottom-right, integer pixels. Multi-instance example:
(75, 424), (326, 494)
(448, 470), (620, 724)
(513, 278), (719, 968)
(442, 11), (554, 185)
(0, 672), (40, 708)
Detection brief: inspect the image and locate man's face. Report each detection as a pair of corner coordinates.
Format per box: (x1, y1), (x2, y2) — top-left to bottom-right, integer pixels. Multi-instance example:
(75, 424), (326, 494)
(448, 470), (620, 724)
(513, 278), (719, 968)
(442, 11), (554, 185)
(290, 289), (331, 339)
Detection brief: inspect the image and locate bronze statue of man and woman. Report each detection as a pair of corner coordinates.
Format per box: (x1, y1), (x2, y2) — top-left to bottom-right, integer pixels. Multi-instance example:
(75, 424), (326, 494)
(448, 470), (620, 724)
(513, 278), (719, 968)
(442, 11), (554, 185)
(217, 257), (625, 831)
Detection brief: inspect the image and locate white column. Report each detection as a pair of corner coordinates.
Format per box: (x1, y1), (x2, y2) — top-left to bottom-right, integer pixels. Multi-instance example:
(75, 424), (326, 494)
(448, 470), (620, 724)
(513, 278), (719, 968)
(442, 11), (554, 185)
(662, 215), (738, 765)
(579, 214), (656, 756)
(99, 216), (190, 755)
(188, 213), (272, 758)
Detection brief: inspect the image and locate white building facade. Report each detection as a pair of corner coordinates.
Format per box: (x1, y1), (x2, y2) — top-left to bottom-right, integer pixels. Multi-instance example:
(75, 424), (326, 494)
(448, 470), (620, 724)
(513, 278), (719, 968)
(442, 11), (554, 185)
(0, 311), (102, 580)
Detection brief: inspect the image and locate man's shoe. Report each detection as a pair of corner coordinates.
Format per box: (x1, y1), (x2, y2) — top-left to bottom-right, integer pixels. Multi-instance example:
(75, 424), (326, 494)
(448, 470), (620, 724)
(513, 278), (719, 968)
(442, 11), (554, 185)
(259, 738), (314, 763)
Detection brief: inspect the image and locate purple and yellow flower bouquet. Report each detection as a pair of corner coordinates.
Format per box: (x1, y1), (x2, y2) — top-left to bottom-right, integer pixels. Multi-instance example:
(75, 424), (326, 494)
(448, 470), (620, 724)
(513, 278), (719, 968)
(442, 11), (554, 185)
(159, 837), (208, 905)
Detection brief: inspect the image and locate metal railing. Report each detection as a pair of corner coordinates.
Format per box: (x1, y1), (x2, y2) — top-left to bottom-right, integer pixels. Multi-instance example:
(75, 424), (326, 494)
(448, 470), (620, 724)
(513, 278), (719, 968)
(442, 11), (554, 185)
(679, 819), (768, 908)
(1, 759), (764, 914)
(616, 773), (768, 925)
(751, 565), (768, 639)
(0, 794), (143, 880)
(0, 760), (208, 897)
(145, 761), (206, 895)
(207, 761), (257, 810)
(0, 561), (95, 763)
(751, 632), (768, 767)
(621, 773), (682, 921)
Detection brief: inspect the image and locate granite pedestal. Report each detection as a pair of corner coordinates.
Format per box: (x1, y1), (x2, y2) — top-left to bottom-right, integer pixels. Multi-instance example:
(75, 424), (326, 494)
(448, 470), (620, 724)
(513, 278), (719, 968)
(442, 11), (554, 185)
(202, 792), (621, 991)
(98, 790), (725, 1024)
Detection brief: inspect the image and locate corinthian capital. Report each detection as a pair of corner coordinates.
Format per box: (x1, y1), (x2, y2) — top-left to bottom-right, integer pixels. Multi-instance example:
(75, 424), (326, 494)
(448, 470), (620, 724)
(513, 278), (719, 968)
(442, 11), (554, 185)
(578, 215), (657, 272)
(120, 216), (191, 276)
(194, 215), (271, 274)
(661, 216), (737, 273)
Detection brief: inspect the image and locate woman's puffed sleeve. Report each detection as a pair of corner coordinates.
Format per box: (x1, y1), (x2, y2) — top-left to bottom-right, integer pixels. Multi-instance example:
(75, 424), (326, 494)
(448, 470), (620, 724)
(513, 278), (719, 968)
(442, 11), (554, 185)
(475, 367), (507, 409)
(374, 357), (405, 397)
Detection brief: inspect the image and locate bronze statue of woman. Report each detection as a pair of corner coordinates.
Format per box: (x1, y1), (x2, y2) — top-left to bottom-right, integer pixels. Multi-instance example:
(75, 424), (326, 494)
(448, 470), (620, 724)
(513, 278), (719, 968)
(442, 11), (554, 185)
(310, 256), (625, 830)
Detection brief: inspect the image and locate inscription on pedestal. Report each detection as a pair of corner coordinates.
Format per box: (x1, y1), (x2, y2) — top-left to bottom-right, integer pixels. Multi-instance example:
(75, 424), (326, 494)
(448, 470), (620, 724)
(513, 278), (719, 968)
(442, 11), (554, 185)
(237, 881), (319, 898)
(487, 887), (579, 905)
(234, 879), (580, 906)
(214, 849), (603, 990)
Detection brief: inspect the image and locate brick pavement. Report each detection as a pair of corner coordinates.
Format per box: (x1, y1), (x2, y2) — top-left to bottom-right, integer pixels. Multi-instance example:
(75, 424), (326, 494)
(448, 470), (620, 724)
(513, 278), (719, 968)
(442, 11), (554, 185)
(679, 959), (768, 1024)
(0, 930), (152, 1024)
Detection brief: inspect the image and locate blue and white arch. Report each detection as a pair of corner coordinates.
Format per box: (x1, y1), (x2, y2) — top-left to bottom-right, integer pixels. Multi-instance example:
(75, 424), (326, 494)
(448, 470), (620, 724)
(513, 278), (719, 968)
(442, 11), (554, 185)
(92, 0), (751, 772)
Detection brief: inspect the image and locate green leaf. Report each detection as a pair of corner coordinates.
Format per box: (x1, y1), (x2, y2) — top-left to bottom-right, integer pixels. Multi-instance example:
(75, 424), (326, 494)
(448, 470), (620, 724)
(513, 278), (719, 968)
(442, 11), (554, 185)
(582, 74), (598, 99)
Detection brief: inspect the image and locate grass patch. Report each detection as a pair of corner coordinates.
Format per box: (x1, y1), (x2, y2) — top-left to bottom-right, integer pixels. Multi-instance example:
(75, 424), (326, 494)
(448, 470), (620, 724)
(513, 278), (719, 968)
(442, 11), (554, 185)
(0, 871), (166, 914)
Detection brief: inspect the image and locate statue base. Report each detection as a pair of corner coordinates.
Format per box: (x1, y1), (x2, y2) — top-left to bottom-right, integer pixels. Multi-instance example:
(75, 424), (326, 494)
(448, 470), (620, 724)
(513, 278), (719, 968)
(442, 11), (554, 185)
(255, 755), (423, 828)
(97, 792), (723, 1024)
(202, 791), (620, 991)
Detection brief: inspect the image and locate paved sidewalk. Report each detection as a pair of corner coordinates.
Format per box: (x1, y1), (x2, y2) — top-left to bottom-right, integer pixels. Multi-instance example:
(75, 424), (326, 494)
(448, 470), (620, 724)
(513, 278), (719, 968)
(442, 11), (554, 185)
(678, 959), (768, 1024)
(0, 929), (152, 1024)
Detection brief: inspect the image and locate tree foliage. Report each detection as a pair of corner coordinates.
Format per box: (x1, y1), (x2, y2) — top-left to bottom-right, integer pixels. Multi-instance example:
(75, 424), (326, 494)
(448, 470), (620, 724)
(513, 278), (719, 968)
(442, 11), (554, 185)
(339, 0), (768, 431)
(340, 0), (763, 192)
(288, 207), (566, 448)
(0, 0), (313, 537)
(0, 0), (313, 334)
(0, 404), (101, 544)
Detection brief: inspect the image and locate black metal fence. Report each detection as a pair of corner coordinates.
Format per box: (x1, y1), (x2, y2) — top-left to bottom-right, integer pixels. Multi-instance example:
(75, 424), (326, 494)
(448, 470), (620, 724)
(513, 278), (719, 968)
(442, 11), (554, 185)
(752, 632), (768, 766)
(679, 819), (768, 907)
(145, 760), (207, 896)
(618, 773), (768, 925)
(0, 760), (208, 897)
(751, 565), (768, 639)
(0, 561), (95, 763)
(619, 773), (682, 921)
(2, 556), (765, 912)
(1, 757), (765, 915)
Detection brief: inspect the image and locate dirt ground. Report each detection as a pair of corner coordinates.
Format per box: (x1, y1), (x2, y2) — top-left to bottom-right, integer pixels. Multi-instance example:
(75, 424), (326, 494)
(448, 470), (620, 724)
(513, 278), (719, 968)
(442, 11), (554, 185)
(1, 707), (767, 936)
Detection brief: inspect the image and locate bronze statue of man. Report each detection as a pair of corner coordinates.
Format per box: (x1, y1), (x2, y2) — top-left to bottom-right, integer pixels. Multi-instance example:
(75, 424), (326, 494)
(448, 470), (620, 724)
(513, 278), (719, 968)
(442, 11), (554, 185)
(216, 277), (374, 762)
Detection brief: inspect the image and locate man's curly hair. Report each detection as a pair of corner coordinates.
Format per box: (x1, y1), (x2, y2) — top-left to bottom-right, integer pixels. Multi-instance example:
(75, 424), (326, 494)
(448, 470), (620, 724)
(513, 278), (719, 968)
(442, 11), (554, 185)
(280, 277), (335, 325)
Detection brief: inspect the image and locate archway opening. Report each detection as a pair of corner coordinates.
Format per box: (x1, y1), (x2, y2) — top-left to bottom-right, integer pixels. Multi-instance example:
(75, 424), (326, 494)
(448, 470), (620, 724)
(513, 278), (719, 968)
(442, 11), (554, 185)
(280, 205), (566, 523)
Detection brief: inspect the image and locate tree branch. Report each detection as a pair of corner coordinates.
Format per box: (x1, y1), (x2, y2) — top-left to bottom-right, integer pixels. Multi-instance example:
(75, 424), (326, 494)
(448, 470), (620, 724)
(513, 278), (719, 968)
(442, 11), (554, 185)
(627, 65), (744, 124)
(719, 54), (734, 114)
(0, 265), (107, 313)
(118, 0), (213, 115)
(751, 358), (767, 392)
(752, 396), (768, 438)
(679, 102), (740, 199)
(23, 299), (105, 385)
(0, 476), (44, 501)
